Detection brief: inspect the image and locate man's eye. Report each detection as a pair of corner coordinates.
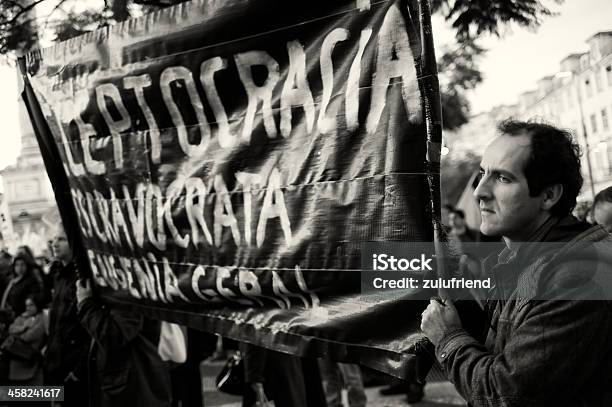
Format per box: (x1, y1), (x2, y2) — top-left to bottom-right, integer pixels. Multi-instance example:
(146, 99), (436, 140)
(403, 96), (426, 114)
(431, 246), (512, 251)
(496, 175), (510, 183)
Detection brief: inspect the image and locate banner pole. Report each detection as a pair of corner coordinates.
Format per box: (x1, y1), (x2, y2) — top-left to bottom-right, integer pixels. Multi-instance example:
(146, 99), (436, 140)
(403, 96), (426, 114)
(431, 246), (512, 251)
(17, 57), (93, 281)
(417, 0), (447, 298)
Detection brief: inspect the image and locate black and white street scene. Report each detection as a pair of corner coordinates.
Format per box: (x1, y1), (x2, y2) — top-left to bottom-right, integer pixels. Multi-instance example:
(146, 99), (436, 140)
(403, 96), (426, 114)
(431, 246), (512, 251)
(0, 0), (611, 406)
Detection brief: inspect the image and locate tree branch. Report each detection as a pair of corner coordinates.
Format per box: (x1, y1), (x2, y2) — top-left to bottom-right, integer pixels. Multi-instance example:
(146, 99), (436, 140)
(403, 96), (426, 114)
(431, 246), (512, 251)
(42, 0), (71, 35)
(6, 0), (47, 26)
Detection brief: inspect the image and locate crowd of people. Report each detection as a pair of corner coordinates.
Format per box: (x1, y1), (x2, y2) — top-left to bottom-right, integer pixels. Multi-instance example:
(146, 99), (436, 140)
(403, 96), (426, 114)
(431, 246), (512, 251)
(0, 245), (53, 387)
(0, 231), (371, 407)
(0, 231), (215, 407)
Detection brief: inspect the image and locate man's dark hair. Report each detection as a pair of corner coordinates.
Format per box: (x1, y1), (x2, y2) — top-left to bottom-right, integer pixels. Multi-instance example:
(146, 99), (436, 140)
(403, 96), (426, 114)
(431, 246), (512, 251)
(497, 119), (583, 217)
(593, 186), (612, 207)
(17, 245), (36, 264)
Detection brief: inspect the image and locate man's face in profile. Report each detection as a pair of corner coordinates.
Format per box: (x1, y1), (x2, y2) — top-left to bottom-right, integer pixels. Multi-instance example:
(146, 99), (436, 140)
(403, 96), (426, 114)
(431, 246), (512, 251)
(593, 201), (612, 232)
(474, 134), (544, 240)
(52, 231), (72, 262)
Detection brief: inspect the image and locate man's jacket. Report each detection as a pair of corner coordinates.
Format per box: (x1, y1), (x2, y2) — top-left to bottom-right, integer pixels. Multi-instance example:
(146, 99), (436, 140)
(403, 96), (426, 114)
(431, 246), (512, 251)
(436, 216), (612, 407)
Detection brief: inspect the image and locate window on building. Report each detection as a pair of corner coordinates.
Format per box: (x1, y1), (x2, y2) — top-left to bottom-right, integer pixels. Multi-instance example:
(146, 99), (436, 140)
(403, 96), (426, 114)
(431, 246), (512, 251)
(591, 114), (598, 134)
(595, 69), (604, 92)
(603, 108), (610, 132)
(585, 78), (593, 98)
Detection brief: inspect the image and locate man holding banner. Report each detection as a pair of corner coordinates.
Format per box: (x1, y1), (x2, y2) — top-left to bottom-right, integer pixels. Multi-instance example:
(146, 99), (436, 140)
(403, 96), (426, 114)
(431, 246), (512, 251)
(422, 120), (612, 406)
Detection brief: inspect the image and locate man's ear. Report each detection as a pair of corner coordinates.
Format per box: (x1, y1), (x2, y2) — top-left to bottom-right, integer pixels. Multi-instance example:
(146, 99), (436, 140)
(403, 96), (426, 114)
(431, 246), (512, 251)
(541, 184), (563, 211)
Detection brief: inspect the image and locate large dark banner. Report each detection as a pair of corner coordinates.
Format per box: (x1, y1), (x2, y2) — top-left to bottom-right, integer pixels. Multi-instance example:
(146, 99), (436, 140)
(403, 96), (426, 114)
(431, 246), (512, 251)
(20, 0), (441, 376)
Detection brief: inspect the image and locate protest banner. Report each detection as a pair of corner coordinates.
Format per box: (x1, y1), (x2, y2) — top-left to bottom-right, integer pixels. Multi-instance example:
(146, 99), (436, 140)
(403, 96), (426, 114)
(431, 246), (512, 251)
(19, 0), (442, 377)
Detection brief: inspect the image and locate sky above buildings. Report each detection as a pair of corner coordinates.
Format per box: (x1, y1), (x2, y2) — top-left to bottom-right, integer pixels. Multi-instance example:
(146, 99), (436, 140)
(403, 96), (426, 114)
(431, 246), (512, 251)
(0, 0), (610, 171)
(432, 0), (612, 114)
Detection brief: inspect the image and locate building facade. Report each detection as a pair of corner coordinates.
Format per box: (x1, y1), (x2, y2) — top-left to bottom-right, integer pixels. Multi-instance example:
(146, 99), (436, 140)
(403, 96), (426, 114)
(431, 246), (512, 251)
(0, 94), (59, 256)
(517, 30), (612, 200)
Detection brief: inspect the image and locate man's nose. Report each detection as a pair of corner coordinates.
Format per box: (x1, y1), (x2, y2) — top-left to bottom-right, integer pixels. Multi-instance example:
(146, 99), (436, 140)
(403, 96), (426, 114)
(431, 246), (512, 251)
(473, 176), (492, 201)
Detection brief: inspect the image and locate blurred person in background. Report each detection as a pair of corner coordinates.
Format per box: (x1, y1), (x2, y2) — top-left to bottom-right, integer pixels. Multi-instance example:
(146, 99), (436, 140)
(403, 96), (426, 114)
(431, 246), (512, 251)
(76, 278), (172, 407)
(448, 209), (478, 244)
(0, 254), (42, 327)
(1, 294), (46, 385)
(0, 250), (12, 303)
(43, 230), (90, 407)
(241, 343), (326, 407)
(16, 245), (52, 306)
(572, 200), (593, 224)
(592, 186), (612, 232)
(318, 359), (367, 407)
(446, 207), (480, 263)
(169, 328), (217, 407)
